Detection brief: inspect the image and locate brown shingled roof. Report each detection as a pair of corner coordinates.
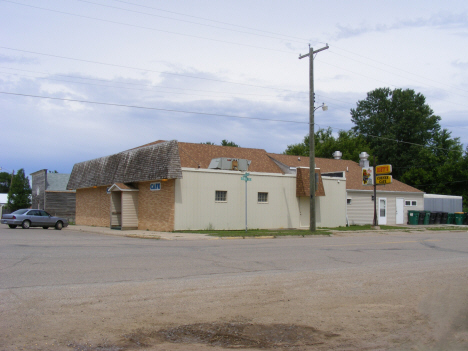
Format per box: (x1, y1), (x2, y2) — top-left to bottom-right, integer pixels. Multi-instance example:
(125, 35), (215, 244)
(136, 140), (283, 173)
(268, 153), (422, 193)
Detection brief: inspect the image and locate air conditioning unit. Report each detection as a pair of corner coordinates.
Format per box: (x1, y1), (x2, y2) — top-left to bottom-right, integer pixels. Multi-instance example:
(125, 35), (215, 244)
(208, 158), (251, 171)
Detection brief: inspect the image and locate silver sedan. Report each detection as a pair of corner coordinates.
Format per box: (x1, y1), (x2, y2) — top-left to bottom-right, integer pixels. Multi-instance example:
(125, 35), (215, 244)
(1, 209), (69, 230)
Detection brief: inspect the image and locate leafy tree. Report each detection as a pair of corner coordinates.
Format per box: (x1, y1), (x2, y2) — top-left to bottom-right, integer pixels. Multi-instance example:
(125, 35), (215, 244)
(0, 171), (11, 193)
(201, 140), (240, 147)
(7, 169), (31, 211)
(284, 128), (372, 162)
(400, 129), (468, 209)
(221, 140), (239, 147)
(351, 87), (441, 179)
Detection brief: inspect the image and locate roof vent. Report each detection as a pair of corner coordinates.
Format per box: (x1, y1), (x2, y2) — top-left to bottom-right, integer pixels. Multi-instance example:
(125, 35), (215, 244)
(359, 152), (370, 168)
(208, 158), (251, 171)
(332, 151), (342, 160)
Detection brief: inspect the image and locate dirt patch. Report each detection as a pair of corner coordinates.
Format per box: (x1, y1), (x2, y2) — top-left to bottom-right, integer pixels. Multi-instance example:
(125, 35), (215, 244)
(130, 322), (338, 349)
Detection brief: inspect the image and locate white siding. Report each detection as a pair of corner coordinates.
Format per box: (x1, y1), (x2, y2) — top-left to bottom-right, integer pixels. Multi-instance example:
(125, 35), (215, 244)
(174, 169), (299, 230)
(122, 192), (138, 229)
(347, 190), (424, 225)
(317, 177), (347, 227)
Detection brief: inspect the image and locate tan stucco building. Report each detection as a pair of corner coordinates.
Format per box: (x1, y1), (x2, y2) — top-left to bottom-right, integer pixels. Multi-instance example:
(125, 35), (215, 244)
(67, 140), (422, 230)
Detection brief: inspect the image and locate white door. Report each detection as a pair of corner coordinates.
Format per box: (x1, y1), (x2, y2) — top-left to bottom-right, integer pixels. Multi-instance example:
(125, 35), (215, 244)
(378, 198), (387, 225)
(396, 198), (404, 224)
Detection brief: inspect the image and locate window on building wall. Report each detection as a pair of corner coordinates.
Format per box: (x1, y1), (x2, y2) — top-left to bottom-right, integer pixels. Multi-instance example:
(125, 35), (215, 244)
(405, 200), (417, 206)
(258, 192), (268, 203)
(215, 190), (227, 202)
(347, 198), (352, 205)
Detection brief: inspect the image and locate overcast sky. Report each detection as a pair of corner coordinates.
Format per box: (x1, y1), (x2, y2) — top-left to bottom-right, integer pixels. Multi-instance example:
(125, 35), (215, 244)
(1, 0), (468, 176)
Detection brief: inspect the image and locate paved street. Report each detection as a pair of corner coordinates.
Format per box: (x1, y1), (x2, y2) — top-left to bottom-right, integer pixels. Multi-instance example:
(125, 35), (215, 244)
(1, 226), (468, 350)
(2, 226), (468, 289)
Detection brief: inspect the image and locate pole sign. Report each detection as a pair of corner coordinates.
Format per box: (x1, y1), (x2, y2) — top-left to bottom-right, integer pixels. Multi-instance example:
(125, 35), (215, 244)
(376, 175), (393, 185)
(376, 164), (392, 175)
(362, 167), (374, 186)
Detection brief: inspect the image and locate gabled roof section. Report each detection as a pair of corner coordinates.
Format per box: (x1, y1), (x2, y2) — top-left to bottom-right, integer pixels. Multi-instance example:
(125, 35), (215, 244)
(67, 140), (182, 190)
(268, 153), (422, 193)
(296, 168), (325, 197)
(108, 183), (139, 192)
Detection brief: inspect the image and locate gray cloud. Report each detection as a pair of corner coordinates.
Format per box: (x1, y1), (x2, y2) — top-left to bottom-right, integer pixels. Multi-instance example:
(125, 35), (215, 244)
(0, 54), (39, 65)
(332, 12), (468, 40)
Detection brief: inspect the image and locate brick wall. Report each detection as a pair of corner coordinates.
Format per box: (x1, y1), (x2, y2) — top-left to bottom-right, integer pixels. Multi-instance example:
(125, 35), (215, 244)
(137, 180), (175, 231)
(76, 186), (110, 227)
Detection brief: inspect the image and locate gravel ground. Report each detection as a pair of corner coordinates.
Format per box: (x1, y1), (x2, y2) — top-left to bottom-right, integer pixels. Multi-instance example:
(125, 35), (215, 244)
(2, 257), (468, 351)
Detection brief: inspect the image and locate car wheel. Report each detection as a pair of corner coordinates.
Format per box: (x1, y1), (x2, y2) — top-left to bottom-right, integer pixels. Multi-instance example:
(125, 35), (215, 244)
(55, 221), (63, 230)
(22, 220), (31, 229)
(8, 224), (17, 229)
(42, 226), (49, 229)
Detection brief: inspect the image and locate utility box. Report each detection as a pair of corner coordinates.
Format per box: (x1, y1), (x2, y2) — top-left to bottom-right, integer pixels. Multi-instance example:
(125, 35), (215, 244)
(208, 158), (251, 172)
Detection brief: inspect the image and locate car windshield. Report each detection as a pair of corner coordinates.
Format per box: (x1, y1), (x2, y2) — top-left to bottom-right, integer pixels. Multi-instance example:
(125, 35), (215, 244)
(12, 209), (29, 215)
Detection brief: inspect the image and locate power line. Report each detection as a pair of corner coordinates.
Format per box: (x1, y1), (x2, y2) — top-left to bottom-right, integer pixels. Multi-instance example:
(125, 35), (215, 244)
(0, 66), (304, 99)
(0, 47), (304, 93)
(0, 91), (308, 124)
(2, 0), (294, 54)
(111, 0), (310, 43)
(1, 90), (462, 153)
(76, 0), (308, 45)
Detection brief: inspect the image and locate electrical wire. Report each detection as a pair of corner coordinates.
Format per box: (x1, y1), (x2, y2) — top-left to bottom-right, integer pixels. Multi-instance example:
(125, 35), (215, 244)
(0, 91), (308, 124)
(1, 0), (295, 54)
(1, 90), (463, 154)
(0, 47), (305, 93)
(76, 0), (308, 45)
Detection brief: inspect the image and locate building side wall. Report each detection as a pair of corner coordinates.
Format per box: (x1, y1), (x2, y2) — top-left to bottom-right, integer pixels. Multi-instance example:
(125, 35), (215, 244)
(122, 192), (138, 229)
(347, 191), (424, 225)
(316, 177), (347, 227)
(31, 170), (46, 210)
(44, 191), (76, 220)
(137, 180), (175, 232)
(75, 187), (110, 227)
(174, 170), (300, 230)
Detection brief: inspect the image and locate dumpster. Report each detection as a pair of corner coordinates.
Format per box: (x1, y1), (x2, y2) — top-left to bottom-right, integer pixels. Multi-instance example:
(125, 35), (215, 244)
(447, 213), (455, 224)
(454, 212), (464, 225)
(434, 212), (443, 224)
(429, 212), (437, 225)
(464, 213), (468, 225)
(424, 211), (431, 225)
(440, 212), (448, 224)
(418, 211), (425, 225)
(408, 210), (420, 225)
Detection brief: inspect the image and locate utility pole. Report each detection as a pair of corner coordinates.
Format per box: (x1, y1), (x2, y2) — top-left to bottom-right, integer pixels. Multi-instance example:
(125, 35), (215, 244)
(299, 44), (329, 232)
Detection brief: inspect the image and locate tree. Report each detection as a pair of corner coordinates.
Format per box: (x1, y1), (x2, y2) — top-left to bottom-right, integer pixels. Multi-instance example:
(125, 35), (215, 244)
(221, 140), (239, 147)
(0, 171), (11, 193)
(351, 87), (441, 179)
(399, 129), (468, 209)
(284, 127), (372, 162)
(7, 169), (31, 211)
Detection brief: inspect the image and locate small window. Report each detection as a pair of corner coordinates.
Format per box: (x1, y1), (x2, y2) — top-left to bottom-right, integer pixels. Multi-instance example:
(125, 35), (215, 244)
(258, 192), (268, 203)
(215, 190), (227, 202)
(347, 198), (352, 205)
(405, 200), (417, 206)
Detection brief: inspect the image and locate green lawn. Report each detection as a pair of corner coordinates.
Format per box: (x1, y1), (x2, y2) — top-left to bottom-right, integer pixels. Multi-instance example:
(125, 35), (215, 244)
(322, 225), (411, 231)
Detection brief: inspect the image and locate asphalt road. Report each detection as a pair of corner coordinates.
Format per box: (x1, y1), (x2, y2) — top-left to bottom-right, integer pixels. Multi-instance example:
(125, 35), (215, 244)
(2, 226), (468, 289)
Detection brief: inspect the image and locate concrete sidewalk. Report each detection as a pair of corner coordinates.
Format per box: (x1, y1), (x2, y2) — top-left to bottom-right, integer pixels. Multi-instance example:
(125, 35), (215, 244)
(64, 224), (468, 240)
(65, 225), (218, 240)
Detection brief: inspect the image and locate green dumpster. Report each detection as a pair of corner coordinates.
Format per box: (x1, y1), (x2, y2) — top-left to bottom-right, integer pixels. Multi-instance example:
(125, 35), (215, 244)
(424, 211), (431, 225)
(408, 210), (420, 225)
(447, 213), (455, 224)
(454, 212), (464, 225)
